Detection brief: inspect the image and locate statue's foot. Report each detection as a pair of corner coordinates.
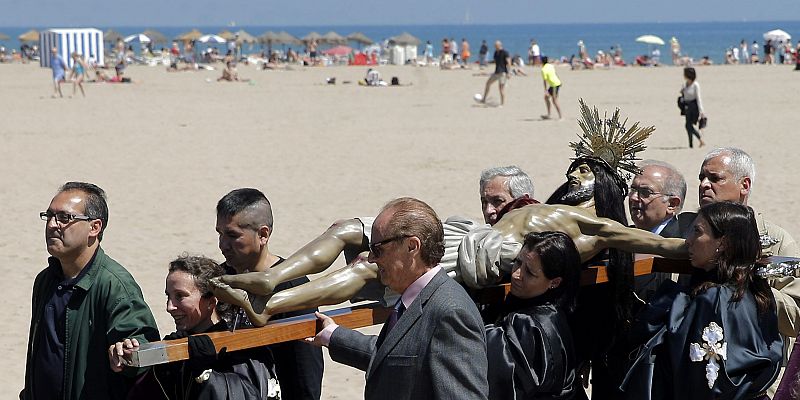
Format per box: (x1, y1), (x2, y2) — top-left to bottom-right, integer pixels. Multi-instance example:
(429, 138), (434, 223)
(219, 273), (276, 296)
(210, 279), (251, 309)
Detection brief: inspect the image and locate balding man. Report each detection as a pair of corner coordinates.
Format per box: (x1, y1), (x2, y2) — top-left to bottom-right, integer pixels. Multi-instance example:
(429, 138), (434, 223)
(629, 160), (694, 301)
(479, 165), (534, 225)
(308, 197), (489, 400)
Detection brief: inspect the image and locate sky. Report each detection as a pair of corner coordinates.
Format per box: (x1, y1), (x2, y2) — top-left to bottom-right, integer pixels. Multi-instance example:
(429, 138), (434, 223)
(1, 0), (799, 27)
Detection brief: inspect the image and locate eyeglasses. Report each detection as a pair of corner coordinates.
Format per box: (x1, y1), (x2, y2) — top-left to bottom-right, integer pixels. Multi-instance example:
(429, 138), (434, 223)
(628, 186), (666, 199)
(369, 235), (410, 257)
(40, 211), (93, 225)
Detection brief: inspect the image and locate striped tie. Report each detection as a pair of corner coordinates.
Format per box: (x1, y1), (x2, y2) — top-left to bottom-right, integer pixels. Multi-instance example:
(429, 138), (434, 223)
(385, 300), (406, 333)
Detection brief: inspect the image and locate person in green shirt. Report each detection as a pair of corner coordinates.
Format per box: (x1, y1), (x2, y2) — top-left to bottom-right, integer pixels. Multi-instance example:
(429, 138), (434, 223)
(21, 181), (159, 400)
(540, 56), (563, 120)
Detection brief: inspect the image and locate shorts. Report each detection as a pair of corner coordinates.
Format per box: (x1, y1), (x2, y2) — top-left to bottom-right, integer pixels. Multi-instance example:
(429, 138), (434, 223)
(548, 85), (561, 96)
(53, 72), (65, 82)
(488, 72), (508, 85)
(309, 51), (317, 59)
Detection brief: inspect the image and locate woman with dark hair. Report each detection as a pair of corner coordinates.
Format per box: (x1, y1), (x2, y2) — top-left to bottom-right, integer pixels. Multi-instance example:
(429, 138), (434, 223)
(622, 202), (782, 399)
(109, 255), (277, 400)
(485, 231), (579, 399)
(680, 67), (706, 148)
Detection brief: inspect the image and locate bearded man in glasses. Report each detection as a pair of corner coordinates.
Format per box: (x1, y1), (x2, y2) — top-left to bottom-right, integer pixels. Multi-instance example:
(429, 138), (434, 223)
(22, 182), (159, 400)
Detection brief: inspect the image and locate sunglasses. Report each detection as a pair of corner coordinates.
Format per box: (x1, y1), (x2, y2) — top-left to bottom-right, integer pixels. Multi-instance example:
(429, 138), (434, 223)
(369, 235), (411, 257)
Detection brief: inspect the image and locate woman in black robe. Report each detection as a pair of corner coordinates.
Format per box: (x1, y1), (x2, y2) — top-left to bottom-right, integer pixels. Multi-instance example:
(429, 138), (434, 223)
(485, 231), (580, 400)
(622, 202), (782, 400)
(109, 255), (276, 400)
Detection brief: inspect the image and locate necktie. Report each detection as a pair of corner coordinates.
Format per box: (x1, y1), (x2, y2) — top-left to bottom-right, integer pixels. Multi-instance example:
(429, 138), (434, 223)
(385, 300), (406, 333)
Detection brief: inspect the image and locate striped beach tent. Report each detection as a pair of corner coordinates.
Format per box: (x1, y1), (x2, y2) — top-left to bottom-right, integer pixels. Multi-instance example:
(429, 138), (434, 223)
(40, 28), (104, 68)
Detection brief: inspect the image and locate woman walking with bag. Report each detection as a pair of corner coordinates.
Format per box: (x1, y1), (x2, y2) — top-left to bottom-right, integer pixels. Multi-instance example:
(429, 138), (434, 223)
(680, 67), (706, 148)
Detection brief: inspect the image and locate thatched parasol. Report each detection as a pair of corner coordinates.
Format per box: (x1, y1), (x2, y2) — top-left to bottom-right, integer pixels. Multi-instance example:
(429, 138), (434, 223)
(235, 30), (257, 44)
(104, 29), (122, 43)
(276, 31), (301, 45)
(217, 30), (236, 41)
(18, 29), (39, 43)
(302, 31), (322, 43)
(176, 29), (203, 41)
(260, 31), (279, 44)
(321, 31), (346, 45)
(346, 32), (373, 45)
(143, 29), (168, 44)
(389, 32), (421, 46)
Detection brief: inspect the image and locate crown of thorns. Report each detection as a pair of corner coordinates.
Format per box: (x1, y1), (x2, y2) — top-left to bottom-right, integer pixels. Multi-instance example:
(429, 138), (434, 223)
(570, 99), (655, 181)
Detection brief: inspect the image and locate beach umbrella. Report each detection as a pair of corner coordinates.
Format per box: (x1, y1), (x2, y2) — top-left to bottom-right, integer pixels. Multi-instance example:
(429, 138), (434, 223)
(389, 32), (421, 46)
(18, 29), (39, 43)
(217, 30), (236, 41)
(176, 29), (203, 41)
(124, 33), (151, 43)
(143, 29), (168, 44)
(104, 29), (123, 43)
(763, 29), (791, 43)
(260, 31), (279, 43)
(346, 32), (373, 45)
(302, 31), (322, 43)
(322, 45), (353, 56)
(198, 34), (226, 44)
(0, 33), (9, 41)
(321, 31), (346, 45)
(235, 30), (257, 44)
(635, 35), (665, 46)
(276, 31), (301, 45)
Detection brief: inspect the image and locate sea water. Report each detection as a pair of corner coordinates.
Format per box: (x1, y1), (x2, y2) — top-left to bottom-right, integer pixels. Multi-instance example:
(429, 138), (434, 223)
(2, 21), (798, 65)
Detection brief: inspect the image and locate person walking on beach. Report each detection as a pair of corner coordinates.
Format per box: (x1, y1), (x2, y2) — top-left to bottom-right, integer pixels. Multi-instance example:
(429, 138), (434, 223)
(50, 47), (67, 98)
(69, 52), (88, 97)
(680, 67), (706, 148)
(479, 40), (489, 68)
(461, 38), (471, 66)
(540, 56), (562, 120)
(480, 40), (511, 106)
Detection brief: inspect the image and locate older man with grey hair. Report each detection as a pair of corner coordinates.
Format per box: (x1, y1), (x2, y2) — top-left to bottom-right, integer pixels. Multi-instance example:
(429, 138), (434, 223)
(479, 165), (534, 225)
(629, 159), (692, 237)
(688, 147), (800, 395)
(629, 160), (694, 301)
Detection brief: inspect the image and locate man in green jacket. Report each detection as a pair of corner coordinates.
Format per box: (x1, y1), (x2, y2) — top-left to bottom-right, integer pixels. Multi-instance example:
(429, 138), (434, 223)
(21, 182), (160, 400)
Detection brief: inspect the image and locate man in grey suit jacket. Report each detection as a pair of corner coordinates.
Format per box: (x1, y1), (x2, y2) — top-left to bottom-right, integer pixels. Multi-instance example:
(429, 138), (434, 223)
(628, 160), (692, 301)
(308, 197), (489, 400)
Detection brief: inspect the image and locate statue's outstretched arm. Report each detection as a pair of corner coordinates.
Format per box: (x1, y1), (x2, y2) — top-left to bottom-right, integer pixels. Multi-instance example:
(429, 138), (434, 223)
(220, 218), (368, 295)
(265, 257), (379, 318)
(573, 211), (689, 258)
(211, 257), (378, 327)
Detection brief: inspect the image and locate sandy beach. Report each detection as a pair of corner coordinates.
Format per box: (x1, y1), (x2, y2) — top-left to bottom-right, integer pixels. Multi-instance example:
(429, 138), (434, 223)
(2, 60), (799, 398)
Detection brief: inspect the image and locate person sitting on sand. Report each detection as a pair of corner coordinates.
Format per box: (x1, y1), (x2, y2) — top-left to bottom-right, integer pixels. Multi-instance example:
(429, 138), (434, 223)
(218, 61), (240, 82)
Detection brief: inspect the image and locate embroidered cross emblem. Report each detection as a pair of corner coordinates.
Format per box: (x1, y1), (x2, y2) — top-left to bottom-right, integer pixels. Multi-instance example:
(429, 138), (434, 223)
(689, 322), (728, 389)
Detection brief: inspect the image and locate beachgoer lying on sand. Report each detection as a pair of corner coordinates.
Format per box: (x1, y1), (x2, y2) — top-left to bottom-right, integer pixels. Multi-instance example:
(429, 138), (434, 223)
(359, 68), (386, 86)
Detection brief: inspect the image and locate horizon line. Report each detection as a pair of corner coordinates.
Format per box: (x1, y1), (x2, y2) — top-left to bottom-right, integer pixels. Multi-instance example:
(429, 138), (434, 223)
(2, 19), (799, 29)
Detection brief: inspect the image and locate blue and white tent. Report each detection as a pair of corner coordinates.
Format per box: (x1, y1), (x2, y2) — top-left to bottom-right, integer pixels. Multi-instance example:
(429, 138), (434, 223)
(40, 28), (104, 68)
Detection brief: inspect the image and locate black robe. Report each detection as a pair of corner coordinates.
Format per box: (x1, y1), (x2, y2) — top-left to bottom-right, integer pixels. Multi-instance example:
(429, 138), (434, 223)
(127, 321), (276, 400)
(621, 281), (782, 400)
(485, 295), (577, 400)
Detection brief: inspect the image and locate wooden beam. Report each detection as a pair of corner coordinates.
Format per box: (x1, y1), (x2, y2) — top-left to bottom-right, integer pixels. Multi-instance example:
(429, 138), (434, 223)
(127, 256), (702, 367)
(130, 304), (392, 367)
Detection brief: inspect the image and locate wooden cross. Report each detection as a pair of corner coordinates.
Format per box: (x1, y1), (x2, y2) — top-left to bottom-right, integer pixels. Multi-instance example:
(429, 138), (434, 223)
(129, 256), (693, 367)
